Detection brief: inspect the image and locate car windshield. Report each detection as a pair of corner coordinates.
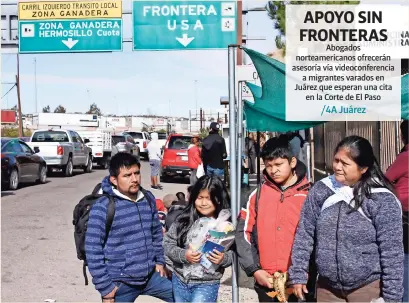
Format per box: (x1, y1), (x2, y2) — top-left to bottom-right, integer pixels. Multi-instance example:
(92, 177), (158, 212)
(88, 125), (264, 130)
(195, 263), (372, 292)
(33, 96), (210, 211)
(112, 136), (126, 144)
(167, 136), (192, 150)
(31, 131), (69, 142)
(126, 132), (143, 139)
(1, 139), (10, 148)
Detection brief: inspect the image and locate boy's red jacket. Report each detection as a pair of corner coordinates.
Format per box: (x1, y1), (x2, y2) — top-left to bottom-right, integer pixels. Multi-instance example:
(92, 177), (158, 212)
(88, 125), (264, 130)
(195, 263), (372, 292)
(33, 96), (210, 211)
(235, 162), (310, 277)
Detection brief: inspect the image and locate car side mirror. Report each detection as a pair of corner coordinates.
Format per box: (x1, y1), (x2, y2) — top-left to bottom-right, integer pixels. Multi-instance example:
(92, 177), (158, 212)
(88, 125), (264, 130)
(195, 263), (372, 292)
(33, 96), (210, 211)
(84, 139), (90, 144)
(34, 147), (40, 154)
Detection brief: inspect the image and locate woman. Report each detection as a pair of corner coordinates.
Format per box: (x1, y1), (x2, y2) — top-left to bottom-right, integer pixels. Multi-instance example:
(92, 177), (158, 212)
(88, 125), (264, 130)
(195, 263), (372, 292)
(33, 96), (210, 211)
(163, 176), (233, 302)
(386, 119), (409, 302)
(288, 135), (404, 302)
(188, 136), (202, 185)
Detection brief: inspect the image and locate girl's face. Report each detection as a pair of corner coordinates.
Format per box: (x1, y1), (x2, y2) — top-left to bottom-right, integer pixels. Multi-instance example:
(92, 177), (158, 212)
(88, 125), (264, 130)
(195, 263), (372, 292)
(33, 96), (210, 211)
(332, 148), (367, 186)
(195, 189), (216, 218)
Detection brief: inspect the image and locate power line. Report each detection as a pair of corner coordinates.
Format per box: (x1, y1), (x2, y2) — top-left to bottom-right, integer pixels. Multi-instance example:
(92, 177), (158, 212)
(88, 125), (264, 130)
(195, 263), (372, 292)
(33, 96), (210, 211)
(1, 83), (16, 99)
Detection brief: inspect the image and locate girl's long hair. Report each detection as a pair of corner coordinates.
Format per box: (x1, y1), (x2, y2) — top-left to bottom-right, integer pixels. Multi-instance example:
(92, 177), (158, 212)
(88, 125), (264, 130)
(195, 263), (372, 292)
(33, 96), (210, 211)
(175, 175), (231, 247)
(334, 135), (394, 210)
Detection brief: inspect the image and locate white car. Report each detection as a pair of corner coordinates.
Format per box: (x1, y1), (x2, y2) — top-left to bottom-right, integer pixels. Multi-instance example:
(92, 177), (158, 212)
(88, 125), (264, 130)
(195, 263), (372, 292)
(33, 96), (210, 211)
(124, 131), (151, 160)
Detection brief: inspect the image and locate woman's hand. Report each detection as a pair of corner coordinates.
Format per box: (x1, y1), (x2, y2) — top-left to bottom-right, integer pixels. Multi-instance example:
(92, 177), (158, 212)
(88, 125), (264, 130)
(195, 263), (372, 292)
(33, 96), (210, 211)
(207, 249), (224, 265)
(185, 245), (202, 264)
(293, 284), (308, 300)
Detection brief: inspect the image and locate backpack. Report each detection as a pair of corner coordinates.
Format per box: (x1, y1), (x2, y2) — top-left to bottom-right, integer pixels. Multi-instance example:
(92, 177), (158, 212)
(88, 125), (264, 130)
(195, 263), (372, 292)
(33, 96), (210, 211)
(72, 182), (156, 286)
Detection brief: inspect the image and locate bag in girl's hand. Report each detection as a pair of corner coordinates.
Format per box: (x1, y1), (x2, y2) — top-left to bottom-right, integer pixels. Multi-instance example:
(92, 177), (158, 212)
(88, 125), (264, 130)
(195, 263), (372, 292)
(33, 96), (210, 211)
(196, 164), (205, 178)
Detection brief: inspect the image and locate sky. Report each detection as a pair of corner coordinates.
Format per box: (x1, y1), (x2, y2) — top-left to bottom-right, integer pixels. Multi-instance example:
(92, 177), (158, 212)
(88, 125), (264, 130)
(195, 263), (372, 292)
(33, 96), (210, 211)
(1, 0), (278, 118)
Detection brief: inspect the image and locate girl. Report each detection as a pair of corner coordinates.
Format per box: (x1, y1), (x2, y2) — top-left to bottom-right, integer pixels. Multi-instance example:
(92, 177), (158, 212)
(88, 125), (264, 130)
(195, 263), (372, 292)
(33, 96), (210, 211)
(288, 135), (404, 302)
(163, 175), (233, 303)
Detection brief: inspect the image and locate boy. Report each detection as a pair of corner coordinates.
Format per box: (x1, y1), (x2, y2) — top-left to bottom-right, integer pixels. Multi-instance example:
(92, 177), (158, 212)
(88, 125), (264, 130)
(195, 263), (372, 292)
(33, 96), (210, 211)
(235, 136), (312, 302)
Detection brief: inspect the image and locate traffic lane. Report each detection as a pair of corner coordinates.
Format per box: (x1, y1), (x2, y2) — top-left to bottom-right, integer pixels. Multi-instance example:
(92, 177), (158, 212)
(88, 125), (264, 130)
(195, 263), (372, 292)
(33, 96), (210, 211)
(1, 162), (187, 302)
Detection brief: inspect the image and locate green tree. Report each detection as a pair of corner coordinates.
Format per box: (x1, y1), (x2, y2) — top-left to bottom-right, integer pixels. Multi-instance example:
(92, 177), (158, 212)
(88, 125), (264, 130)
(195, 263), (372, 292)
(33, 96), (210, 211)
(86, 103), (102, 116)
(157, 129), (167, 133)
(42, 105), (50, 113)
(199, 128), (210, 140)
(266, 0), (360, 54)
(54, 105), (66, 113)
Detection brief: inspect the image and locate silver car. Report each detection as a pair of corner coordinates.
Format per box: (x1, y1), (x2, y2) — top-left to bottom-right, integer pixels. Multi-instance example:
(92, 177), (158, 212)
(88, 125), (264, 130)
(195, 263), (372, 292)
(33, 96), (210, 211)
(112, 134), (140, 160)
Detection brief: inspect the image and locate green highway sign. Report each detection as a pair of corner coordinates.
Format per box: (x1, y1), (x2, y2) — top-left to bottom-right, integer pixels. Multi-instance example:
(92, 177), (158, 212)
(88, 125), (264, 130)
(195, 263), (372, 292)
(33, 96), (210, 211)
(132, 1), (237, 50)
(18, 19), (123, 53)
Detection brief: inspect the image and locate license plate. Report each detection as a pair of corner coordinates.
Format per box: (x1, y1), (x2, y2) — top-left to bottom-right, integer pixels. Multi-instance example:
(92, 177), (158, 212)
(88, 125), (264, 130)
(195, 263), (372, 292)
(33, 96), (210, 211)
(176, 170), (182, 174)
(181, 156), (188, 161)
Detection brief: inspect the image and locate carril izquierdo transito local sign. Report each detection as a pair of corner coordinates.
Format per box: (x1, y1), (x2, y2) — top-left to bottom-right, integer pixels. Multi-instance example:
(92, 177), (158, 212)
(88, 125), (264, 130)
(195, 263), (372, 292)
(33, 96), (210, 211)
(18, 0), (123, 53)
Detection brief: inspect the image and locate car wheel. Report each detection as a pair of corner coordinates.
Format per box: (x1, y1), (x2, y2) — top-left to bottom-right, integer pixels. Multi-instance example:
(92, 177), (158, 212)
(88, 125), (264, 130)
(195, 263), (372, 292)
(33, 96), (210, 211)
(37, 165), (47, 184)
(9, 168), (19, 190)
(160, 174), (170, 183)
(47, 167), (53, 175)
(64, 158), (73, 177)
(102, 157), (110, 169)
(84, 156), (93, 173)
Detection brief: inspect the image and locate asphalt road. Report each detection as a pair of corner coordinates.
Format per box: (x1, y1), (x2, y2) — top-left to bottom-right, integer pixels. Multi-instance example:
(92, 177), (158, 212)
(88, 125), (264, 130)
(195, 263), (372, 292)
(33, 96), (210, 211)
(1, 162), (188, 302)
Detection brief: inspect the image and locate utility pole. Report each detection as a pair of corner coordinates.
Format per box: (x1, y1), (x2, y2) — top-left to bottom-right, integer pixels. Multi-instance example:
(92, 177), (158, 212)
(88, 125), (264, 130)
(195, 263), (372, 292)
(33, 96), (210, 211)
(16, 53), (23, 137)
(34, 57), (38, 113)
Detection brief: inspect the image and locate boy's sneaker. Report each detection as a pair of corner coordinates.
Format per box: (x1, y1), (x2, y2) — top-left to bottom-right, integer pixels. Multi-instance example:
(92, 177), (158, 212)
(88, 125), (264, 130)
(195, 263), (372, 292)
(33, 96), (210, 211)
(157, 184), (163, 189)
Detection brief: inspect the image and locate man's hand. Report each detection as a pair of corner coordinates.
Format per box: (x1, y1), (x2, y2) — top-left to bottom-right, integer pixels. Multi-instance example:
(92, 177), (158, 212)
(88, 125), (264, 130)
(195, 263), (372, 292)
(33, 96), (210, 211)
(185, 245), (202, 264)
(156, 264), (166, 277)
(207, 249), (224, 265)
(102, 286), (118, 303)
(254, 269), (273, 289)
(293, 284), (308, 301)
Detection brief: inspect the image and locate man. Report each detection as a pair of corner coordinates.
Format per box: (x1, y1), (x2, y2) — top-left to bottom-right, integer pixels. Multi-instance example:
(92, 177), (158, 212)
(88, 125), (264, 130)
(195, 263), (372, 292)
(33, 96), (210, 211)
(246, 135), (257, 174)
(201, 122), (227, 178)
(147, 132), (163, 190)
(85, 153), (173, 302)
(187, 136), (202, 185)
(235, 136), (313, 302)
(385, 119), (409, 302)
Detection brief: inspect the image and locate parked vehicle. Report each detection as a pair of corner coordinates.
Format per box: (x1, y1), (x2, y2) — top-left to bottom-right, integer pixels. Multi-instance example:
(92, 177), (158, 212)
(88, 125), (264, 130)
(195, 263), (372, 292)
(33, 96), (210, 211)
(112, 133), (140, 161)
(27, 129), (93, 177)
(77, 129), (113, 169)
(1, 138), (47, 190)
(124, 131), (150, 160)
(160, 134), (193, 182)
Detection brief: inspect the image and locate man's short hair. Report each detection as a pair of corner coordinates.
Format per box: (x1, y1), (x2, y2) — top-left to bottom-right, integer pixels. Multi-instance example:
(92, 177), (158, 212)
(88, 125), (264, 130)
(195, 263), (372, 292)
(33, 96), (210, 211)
(109, 152), (141, 177)
(260, 135), (294, 161)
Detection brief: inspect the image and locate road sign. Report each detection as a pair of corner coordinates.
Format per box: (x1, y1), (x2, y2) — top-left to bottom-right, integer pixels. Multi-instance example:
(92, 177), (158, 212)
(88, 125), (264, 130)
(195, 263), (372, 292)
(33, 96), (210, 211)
(236, 65), (260, 100)
(19, 19), (123, 53)
(18, 0), (122, 20)
(132, 0), (237, 50)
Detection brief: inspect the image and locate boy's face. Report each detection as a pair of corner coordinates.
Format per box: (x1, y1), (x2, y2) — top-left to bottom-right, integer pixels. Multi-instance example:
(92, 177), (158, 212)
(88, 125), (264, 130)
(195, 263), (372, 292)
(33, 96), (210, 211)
(264, 157), (297, 184)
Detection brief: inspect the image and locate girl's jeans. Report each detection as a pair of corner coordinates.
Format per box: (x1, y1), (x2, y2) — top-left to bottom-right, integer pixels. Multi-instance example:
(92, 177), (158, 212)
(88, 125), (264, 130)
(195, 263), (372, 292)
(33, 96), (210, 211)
(172, 274), (220, 303)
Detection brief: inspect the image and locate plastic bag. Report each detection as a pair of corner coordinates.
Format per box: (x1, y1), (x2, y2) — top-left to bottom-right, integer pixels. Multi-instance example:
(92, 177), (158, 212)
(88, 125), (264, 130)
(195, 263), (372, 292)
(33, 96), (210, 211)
(196, 163), (205, 178)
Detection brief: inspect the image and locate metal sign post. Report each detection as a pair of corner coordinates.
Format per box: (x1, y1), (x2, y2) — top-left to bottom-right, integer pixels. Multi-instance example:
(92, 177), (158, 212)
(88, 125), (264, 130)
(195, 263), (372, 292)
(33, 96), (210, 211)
(236, 81), (244, 211)
(228, 44), (239, 303)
